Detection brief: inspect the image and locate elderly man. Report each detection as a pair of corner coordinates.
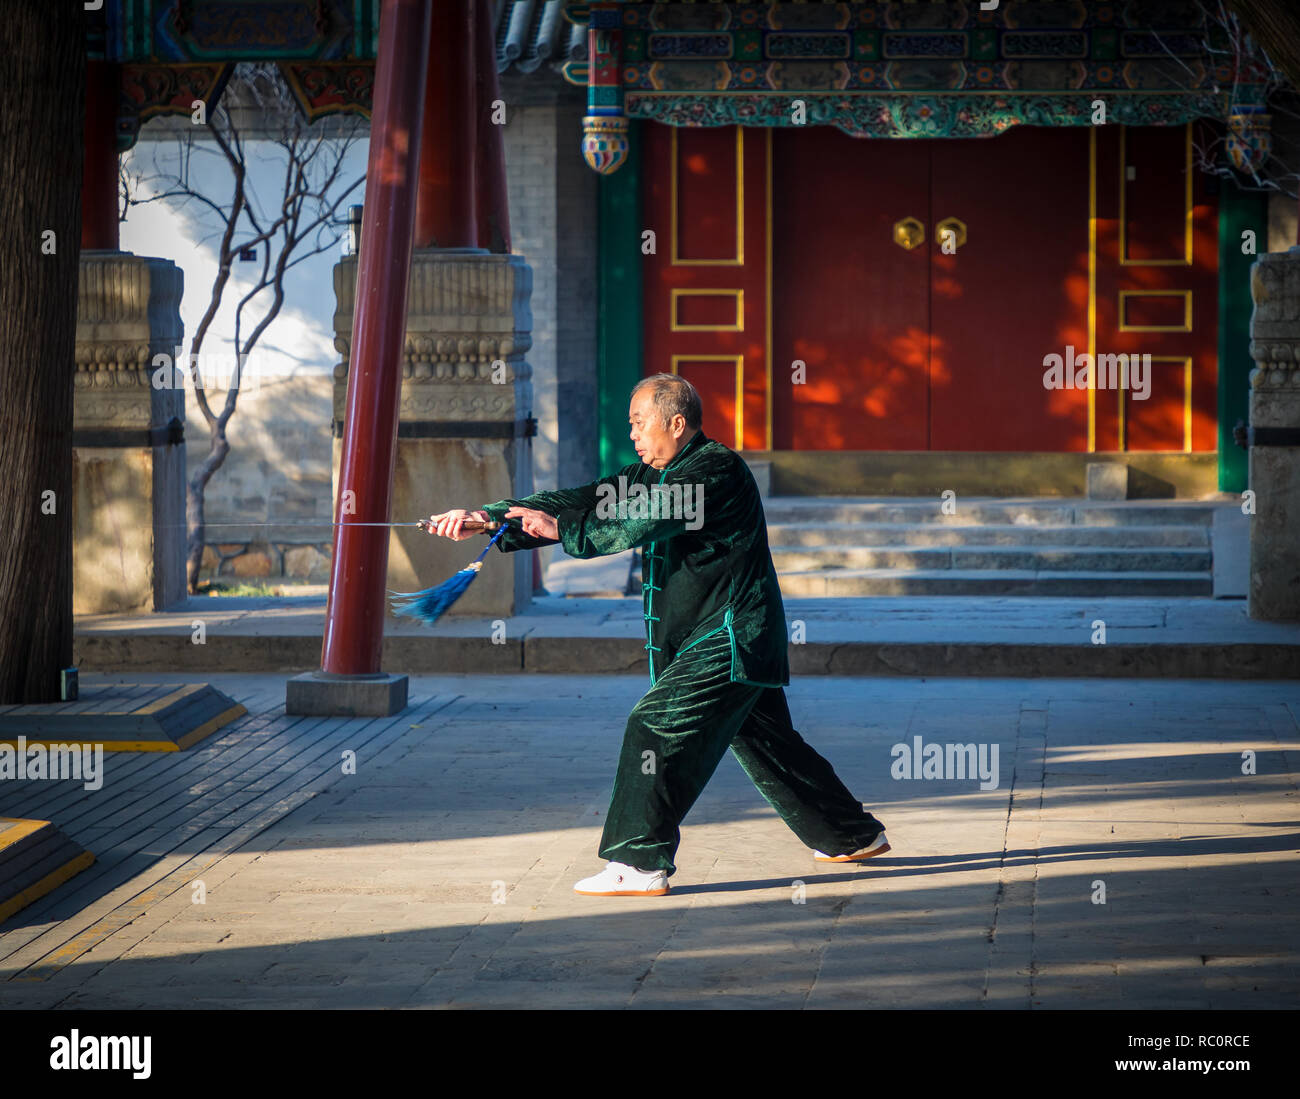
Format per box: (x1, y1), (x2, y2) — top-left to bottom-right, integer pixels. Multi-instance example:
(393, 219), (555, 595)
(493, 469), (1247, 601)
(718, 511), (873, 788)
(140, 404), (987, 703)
(428, 374), (888, 896)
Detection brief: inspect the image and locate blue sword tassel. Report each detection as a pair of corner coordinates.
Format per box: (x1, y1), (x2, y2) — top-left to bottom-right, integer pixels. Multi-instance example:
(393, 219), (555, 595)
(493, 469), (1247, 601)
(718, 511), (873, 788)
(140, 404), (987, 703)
(389, 523), (511, 625)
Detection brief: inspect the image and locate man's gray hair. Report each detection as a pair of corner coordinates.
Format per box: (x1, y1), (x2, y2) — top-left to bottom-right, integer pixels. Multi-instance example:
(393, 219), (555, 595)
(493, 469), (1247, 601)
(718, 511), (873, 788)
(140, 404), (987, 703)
(631, 373), (703, 431)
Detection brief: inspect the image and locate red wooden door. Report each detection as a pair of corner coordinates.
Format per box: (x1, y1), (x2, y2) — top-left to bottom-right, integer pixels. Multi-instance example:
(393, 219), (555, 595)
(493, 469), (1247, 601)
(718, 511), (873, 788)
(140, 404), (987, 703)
(771, 127), (931, 450)
(769, 126), (1091, 452)
(928, 127), (1092, 450)
(642, 122), (1217, 454)
(641, 122), (769, 450)
(1093, 123), (1219, 453)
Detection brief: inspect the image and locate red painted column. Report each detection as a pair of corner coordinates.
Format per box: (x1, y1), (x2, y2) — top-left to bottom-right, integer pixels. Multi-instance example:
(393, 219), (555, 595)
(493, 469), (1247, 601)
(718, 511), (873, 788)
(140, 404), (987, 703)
(82, 61), (120, 250)
(320, 0), (434, 675)
(474, 0), (512, 253)
(414, 0), (476, 248)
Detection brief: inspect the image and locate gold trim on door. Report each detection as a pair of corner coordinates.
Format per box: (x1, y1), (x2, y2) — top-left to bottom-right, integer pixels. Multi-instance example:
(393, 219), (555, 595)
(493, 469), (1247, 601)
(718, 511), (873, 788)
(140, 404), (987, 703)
(1088, 126), (1097, 452)
(1119, 355), (1193, 452)
(1119, 123), (1193, 267)
(1118, 289), (1193, 332)
(671, 354), (744, 450)
(671, 127), (745, 266)
(765, 127), (773, 450)
(670, 288), (745, 332)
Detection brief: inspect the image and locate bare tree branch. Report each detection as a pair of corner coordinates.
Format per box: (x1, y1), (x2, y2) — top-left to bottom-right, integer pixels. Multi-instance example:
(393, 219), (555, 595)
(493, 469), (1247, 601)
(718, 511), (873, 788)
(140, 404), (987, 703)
(1153, 1), (1300, 199)
(119, 61), (366, 591)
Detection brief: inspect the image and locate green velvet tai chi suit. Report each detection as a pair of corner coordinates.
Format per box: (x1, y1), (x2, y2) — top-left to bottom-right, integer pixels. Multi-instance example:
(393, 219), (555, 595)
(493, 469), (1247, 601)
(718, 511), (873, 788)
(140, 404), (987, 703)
(481, 430), (884, 875)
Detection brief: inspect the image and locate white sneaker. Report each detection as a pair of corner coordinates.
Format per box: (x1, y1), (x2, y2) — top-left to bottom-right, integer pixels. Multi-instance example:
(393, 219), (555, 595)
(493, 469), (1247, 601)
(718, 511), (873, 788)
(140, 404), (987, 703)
(573, 861), (670, 897)
(813, 832), (891, 862)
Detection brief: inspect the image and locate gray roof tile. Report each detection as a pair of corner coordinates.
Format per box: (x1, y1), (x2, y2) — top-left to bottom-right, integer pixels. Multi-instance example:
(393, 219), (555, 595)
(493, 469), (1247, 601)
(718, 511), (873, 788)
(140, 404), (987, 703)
(498, 0), (586, 74)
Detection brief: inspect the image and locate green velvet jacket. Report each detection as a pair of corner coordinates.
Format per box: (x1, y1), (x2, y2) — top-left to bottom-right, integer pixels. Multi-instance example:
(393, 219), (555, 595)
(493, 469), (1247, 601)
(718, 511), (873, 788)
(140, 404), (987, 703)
(480, 430), (789, 688)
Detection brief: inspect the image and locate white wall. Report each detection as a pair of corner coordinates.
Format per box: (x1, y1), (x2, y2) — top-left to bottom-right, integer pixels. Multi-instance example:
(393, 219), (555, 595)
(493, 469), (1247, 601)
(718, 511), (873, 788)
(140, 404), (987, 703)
(501, 100), (600, 576)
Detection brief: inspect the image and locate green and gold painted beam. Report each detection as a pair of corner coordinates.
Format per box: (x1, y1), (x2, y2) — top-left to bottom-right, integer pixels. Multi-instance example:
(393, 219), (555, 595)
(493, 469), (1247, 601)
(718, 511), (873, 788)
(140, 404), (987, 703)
(563, 0), (1232, 149)
(94, 3), (1239, 146)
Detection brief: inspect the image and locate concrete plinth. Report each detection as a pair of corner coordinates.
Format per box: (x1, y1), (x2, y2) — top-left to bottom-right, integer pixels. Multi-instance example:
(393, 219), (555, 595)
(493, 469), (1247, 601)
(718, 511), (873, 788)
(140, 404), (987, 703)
(331, 249), (534, 620)
(73, 252), (187, 613)
(1086, 461), (1129, 500)
(1212, 506), (1250, 599)
(746, 459), (772, 498)
(285, 671), (409, 717)
(1247, 248), (1300, 621)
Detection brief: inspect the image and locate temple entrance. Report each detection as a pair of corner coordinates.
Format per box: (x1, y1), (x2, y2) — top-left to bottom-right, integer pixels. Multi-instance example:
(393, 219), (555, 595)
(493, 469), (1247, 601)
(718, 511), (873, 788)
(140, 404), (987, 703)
(641, 122), (1218, 453)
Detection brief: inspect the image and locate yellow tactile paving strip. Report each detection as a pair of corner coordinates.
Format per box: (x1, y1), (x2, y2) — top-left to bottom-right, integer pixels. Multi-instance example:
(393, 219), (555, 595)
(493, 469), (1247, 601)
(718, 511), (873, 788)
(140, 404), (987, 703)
(0, 683), (246, 751)
(0, 819), (95, 924)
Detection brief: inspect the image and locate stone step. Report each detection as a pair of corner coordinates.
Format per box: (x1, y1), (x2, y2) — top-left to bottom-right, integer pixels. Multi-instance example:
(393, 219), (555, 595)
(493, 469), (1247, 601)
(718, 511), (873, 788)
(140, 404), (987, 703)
(776, 569), (1213, 597)
(761, 498), (1219, 527)
(766, 521), (1210, 548)
(769, 545), (1212, 573)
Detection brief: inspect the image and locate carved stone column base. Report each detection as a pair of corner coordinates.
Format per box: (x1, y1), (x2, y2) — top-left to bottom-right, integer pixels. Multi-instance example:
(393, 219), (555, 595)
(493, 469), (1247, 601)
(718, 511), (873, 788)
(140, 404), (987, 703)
(332, 250), (535, 619)
(1247, 248), (1300, 621)
(73, 252), (186, 614)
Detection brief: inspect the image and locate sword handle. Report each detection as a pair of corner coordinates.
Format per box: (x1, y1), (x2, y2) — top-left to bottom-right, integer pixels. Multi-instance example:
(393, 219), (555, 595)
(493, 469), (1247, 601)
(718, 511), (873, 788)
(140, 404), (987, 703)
(417, 518), (502, 534)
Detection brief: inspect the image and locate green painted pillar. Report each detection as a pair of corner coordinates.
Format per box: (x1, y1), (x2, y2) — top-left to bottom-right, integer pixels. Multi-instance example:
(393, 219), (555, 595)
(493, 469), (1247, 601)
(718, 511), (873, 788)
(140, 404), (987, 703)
(1218, 179), (1268, 493)
(597, 119), (643, 473)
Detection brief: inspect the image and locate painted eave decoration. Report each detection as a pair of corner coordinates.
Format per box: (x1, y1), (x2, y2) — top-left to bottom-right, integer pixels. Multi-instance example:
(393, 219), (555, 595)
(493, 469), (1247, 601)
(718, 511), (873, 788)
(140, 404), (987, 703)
(85, 2), (1264, 172)
(565, 1), (1248, 173)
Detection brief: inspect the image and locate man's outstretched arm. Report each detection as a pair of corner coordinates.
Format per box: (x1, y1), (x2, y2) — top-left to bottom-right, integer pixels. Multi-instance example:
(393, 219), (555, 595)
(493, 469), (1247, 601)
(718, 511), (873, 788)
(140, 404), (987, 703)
(476, 465), (642, 553)
(479, 491), (585, 552)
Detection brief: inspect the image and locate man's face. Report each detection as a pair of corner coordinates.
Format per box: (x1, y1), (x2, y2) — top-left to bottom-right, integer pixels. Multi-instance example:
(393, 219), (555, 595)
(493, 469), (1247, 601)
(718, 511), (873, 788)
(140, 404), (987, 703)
(629, 390), (690, 470)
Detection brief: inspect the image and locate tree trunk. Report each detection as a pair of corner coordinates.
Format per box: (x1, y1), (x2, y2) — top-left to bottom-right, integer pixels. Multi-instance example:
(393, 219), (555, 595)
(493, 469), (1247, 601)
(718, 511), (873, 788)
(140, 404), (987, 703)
(185, 476), (206, 594)
(0, 6), (84, 702)
(186, 429), (230, 592)
(1227, 1), (1300, 92)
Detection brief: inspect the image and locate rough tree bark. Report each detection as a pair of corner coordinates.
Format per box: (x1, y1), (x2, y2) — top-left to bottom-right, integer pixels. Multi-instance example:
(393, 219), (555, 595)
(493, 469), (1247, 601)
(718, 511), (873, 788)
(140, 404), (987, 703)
(1226, 1), (1300, 91)
(0, 6), (85, 702)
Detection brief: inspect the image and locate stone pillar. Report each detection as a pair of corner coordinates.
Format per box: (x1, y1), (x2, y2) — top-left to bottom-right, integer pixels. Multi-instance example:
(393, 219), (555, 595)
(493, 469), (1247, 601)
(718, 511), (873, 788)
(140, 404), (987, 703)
(73, 253), (187, 614)
(1247, 248), (1300, 621)
(331, 250), (535, 617)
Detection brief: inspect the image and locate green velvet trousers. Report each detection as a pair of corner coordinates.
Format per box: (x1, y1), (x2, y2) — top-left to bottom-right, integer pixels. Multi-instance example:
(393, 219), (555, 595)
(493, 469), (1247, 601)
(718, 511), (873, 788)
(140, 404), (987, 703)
(598, 629), (885, 875)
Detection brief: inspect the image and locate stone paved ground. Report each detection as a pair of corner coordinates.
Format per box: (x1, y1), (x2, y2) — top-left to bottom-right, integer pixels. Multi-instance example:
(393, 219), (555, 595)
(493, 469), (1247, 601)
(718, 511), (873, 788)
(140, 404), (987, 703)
(1, 673), (1297, 1009)
(77, 593), (1300, 645)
